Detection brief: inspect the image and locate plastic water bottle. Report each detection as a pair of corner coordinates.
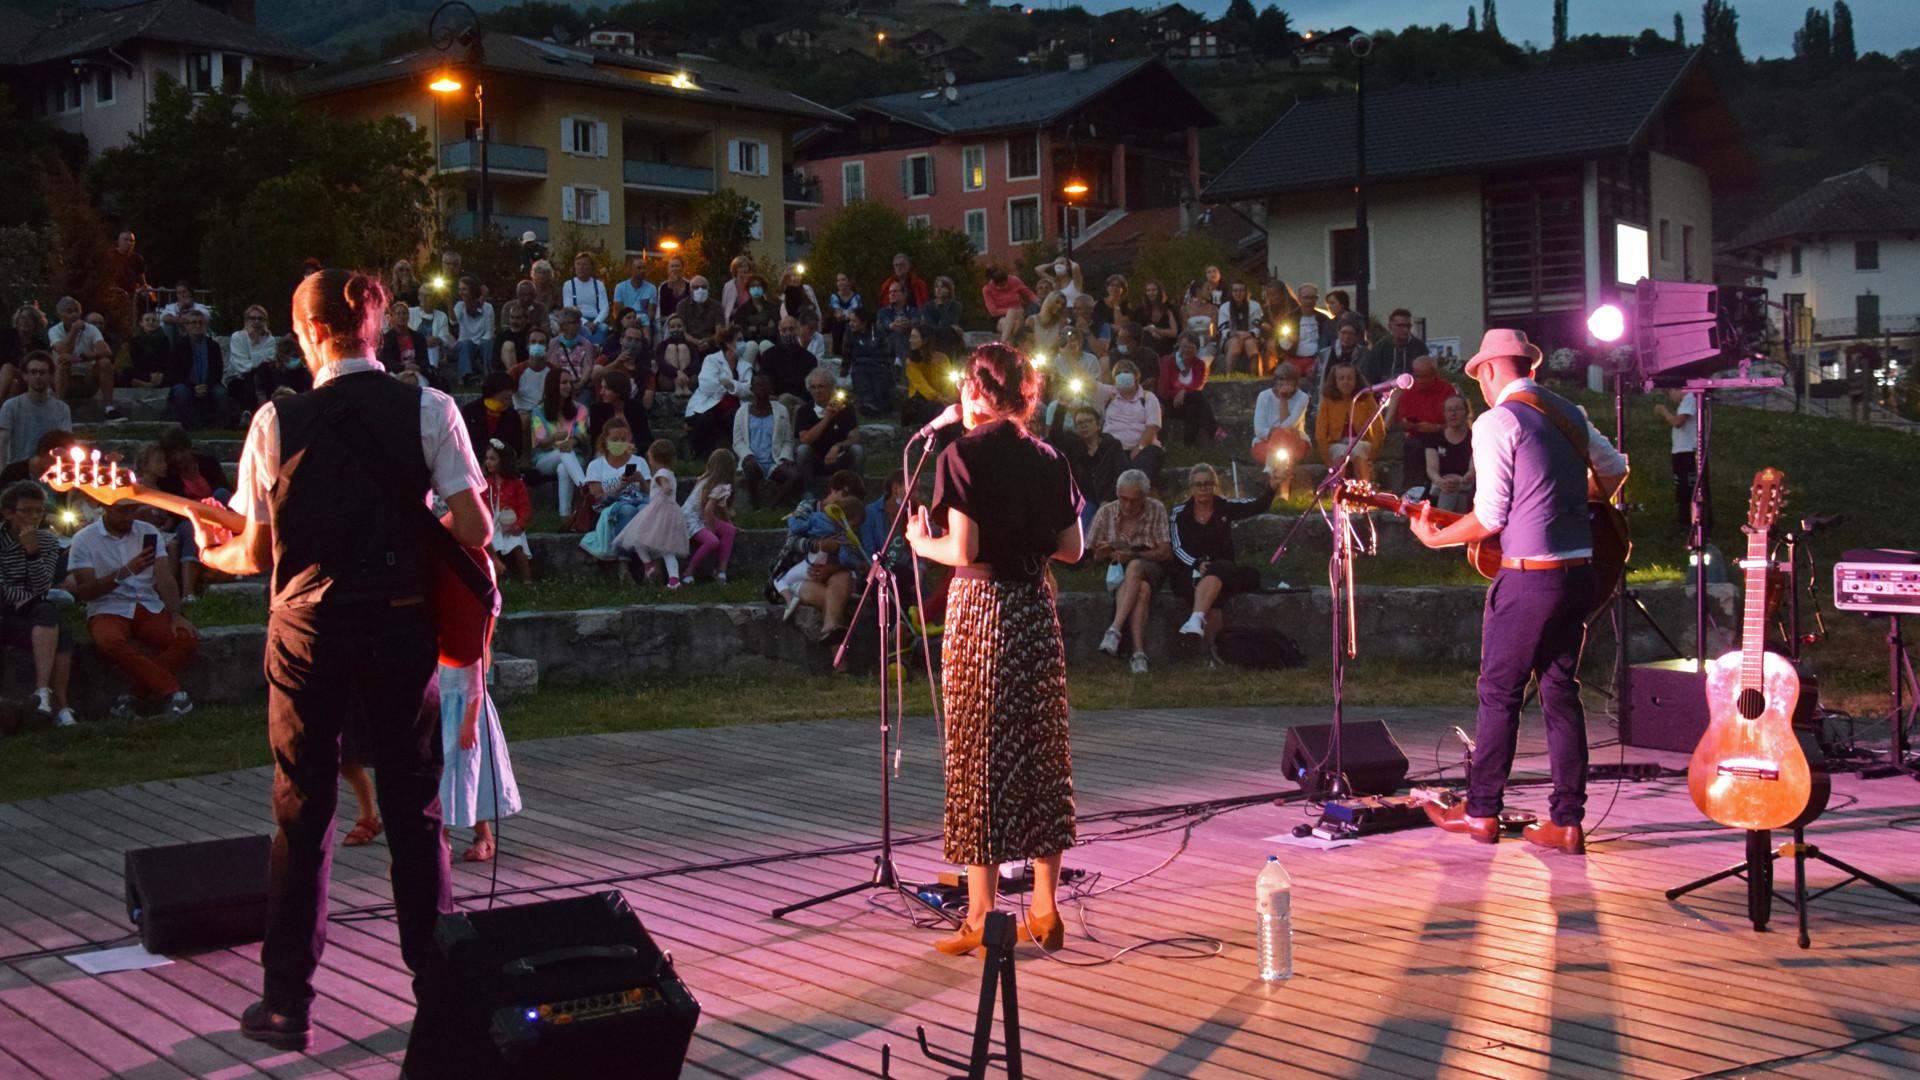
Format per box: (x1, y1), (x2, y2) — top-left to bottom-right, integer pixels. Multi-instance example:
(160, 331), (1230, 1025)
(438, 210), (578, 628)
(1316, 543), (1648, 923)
(1256, 855), (1293, 981)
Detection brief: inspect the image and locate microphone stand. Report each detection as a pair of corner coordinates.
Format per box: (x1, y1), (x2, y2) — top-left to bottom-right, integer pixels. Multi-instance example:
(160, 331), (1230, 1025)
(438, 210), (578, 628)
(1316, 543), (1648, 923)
(773, 422), (954, 925)
(1268, 384), (1379, 802)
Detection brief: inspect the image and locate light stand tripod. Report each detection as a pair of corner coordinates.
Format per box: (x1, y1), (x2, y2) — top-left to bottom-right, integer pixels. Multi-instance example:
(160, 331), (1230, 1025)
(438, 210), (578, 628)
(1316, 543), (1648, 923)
(772, 429), (953, 924)
(1860, 613), (1919, 779)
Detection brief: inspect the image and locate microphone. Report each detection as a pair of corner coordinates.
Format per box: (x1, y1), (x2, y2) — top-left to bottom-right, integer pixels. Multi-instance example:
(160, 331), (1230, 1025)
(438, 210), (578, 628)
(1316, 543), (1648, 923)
(912, 403), (962, 442)
(1365, 373), (1415, 397)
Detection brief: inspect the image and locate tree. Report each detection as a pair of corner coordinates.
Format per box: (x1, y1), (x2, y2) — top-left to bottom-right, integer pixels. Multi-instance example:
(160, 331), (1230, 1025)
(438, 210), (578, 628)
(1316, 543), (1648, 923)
(1832, 1), (1856, 63)
(1553, 0), (1570, 49)
(1130, 232), (1242, 315)
(1251, 5), (1292, 57)
(809, 201), (985, 328)
(682, 188), (762, 281)
(1482, 0), (1502, 39)
(1795, 7), (1832, 66)
(1701, 0), (1743, 66)
(0, 87), (85, 230)
(37, 157), (132, 336)
(1674, 11), (1686, 45)
(1224, 0), (1258, 25)
(1467, 7), (1476, 32)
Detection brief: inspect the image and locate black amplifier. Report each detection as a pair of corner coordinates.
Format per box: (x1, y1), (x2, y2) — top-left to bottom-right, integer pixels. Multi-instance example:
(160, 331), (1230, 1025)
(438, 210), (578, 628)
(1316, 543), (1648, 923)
(404, 891), (700, 1080)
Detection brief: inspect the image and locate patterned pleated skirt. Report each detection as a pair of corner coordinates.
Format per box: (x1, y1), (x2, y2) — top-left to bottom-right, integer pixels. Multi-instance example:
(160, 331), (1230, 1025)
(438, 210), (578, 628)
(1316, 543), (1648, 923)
(940, 577), (1077, 865)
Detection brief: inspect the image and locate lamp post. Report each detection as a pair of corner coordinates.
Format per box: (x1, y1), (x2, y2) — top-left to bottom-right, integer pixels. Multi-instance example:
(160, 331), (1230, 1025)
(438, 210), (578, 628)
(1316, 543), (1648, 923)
(1350, 33), (1374, 322)
(429, 2), (488, 237)
(1062, 175), (1088, 267)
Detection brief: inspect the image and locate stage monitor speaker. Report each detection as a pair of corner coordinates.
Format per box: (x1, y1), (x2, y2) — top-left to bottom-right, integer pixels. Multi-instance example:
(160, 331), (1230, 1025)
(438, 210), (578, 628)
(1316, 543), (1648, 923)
(405, 890), (700, 1080)
(1625, 660), (1708, 752)
(1281, 720), (1408, 799)
(123, 834), (270, 954)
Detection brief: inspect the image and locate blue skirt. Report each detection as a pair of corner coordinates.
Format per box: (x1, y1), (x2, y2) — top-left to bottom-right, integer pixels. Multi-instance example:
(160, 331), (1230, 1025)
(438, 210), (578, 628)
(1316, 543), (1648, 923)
(438, 664), (523, 829)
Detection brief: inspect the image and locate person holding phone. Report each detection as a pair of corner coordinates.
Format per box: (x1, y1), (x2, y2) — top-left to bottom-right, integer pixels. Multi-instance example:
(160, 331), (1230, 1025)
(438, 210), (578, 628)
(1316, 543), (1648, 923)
(794, 366), (865, 494)
(67, 492), (198, 718)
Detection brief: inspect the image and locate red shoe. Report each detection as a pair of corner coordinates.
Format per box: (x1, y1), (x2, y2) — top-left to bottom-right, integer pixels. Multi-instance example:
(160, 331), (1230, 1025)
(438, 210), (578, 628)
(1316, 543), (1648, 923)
(1424, 801), (1499, 844)
(1523, 820), (1586, 855)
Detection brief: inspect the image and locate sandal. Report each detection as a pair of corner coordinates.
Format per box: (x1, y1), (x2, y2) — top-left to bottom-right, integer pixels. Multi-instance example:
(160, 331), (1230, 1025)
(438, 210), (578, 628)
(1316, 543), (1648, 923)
(342, 817), (383, 847)
(462, 837), (496, 862)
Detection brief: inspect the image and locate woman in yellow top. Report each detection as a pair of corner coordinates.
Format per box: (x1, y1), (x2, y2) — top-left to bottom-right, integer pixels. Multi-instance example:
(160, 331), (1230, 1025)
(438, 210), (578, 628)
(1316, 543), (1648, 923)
(902, 325), (953, 429)
(1314, 360), (1383, 483)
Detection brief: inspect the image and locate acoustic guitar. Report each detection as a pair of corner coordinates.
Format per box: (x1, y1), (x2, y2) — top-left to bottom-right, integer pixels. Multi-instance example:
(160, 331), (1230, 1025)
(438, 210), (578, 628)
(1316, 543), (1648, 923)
(1338, 480), (1631, 624)
(1687, 468), (1830, 831)
(41, 445), (499, 660)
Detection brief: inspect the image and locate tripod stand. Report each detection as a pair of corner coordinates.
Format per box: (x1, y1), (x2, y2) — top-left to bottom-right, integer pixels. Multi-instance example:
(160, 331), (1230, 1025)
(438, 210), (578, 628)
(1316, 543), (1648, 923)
(1861, 614), (1919, 779)
(1666, 821), (1920, 948)
(773, 430), (952, 924)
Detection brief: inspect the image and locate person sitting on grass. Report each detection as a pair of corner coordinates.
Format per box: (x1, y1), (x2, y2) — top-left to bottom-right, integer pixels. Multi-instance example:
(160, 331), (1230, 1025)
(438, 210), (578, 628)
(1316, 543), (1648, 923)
(615, 440), (688, 586)
(0, 481), (76, 725)
(67, 499), (198, 720)
(679, 448), (738, 588)
(1090, 468), (1172, 676)
(482, 439), (533, 584)
(1171, 464), (1272, 665)
(772, 489), (867, 623)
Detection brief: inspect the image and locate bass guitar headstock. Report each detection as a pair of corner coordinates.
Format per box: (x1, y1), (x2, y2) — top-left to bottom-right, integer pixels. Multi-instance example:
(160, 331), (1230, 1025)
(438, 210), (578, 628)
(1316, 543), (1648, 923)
(40, 444), (142, 506)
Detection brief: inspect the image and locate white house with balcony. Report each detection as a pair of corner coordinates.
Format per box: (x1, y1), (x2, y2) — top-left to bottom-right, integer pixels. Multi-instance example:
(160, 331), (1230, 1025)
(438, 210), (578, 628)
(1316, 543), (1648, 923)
(1724, 161), (1920, 383)
(0, 0), (314, 158)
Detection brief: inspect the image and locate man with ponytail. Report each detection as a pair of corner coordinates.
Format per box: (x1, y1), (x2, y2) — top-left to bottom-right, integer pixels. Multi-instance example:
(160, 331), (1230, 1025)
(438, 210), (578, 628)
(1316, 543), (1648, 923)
(196, 268), (492, 1051)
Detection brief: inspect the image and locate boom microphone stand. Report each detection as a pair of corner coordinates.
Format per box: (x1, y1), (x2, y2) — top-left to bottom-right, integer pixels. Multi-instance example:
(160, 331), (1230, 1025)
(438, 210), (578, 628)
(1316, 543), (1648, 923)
(772, 423), (953, 924)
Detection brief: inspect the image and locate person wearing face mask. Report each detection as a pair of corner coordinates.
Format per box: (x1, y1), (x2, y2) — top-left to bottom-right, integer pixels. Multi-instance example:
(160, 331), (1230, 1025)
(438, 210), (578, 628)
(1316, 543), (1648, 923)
(720, 254), (757, 320)
(1091, 358), (1164, 482)
(729, 274), (780, 364)
(548, 307), (598, 391)
(677, 276), (724, 354)
(1033, 255), (1083, 304)
(460, 371), (524, 458)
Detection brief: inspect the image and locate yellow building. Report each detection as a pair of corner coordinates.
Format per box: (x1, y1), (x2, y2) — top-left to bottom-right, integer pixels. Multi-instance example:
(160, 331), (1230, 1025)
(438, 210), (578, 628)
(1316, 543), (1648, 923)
(301, 33), (843, 269)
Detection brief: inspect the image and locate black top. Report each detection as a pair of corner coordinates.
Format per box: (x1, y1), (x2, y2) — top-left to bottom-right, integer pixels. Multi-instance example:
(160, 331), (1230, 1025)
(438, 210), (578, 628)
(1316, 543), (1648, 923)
(1429, 427), (1472, 477)
(760, 343), (816, 399)
(1170, 490), (1268, 568)
(1053, 430), (1127, 508)
(795, 400), (858, 454)
(933, 419), (1082, 580)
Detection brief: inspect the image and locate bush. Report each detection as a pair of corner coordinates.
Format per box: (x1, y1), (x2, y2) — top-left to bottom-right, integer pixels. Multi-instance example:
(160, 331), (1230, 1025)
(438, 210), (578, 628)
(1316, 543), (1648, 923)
(808, 201), (989, 327)
(0, 224), (51, 319)
(1131, 230), (1247, 304)
(682, 188), (761, 283)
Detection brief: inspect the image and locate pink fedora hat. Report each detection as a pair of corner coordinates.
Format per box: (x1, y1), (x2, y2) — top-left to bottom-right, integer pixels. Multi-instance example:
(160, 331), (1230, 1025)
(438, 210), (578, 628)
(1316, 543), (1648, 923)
(1463, 328), (1545, 377)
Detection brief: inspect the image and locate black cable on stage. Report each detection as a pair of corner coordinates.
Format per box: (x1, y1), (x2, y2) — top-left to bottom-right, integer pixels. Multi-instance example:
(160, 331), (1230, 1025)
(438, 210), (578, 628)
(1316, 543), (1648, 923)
(1673, 1021), (1920, 1079)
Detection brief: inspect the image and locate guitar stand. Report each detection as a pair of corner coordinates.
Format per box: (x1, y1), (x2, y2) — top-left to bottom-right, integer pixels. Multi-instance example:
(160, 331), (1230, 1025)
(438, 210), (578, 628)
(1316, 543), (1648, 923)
(882, 911), (1024, 1079)
(1665, 826), (1920, 948)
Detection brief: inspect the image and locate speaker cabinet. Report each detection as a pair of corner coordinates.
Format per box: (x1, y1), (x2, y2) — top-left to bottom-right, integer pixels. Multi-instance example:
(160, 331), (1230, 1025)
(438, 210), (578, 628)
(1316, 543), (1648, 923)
(1281, 720), (1409, 798)
(123, 835), (271, 953)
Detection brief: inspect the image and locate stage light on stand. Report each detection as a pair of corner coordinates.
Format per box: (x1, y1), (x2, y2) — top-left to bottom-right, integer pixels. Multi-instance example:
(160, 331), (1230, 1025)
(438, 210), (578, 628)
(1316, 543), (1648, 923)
(1588, 304), (1626, 344)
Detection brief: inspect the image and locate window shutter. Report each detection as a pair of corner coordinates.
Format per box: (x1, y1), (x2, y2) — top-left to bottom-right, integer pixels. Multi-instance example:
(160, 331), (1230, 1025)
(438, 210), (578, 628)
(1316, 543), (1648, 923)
(925, 156), (935, 196)
(899, 158), (910, 196)
(595, 120), (609, 158)
(727, 138), (740, 174)
(596, 188), (611, 225)
(757, 141), (770, 177)
(561, 116), (573, 151)
(561, 185), (576, 222)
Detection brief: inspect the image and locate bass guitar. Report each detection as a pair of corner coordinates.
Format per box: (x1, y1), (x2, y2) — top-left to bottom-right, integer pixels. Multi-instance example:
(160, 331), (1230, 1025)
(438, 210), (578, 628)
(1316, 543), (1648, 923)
(1687, 468), (1829, 831)
(1338, 480), (1631, 624)
(41, 445), (499, 659)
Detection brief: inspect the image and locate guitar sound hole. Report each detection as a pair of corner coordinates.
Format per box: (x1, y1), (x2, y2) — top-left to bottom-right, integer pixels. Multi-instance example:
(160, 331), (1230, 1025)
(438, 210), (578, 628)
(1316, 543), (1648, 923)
(1737, 687), (1766, 720)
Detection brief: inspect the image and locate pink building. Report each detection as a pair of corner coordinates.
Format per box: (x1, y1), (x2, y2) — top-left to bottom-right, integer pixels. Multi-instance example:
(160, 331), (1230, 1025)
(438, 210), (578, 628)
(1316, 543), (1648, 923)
(794, 56), (1215, 265)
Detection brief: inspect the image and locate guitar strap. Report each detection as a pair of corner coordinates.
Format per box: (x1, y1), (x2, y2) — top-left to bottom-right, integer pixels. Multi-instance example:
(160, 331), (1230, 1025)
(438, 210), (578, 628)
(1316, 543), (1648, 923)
(1505, 390), (1595, 480)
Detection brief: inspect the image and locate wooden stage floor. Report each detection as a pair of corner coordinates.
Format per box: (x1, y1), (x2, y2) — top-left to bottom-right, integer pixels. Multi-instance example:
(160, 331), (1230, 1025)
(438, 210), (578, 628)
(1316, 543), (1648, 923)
(2, 704), (1918, 1078)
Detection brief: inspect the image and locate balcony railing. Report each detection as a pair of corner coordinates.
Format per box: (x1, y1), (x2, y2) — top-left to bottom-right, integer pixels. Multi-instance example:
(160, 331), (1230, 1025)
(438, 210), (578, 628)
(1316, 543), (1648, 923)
(1812, 314), (1920, 339)
(448, 213), (548, 242)
(622, 160), (715, 193)
(784, 172), (823, 207)
(439, 140), (548, 177)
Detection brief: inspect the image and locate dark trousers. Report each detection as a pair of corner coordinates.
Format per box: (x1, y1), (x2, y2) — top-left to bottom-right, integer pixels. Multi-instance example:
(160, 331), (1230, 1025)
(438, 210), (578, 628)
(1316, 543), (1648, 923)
(1468, 566), (1593, 826)
(1671, 451), (1710, 538)
(1161, 389), (1217, 446)
(261, 602), (448, 1015)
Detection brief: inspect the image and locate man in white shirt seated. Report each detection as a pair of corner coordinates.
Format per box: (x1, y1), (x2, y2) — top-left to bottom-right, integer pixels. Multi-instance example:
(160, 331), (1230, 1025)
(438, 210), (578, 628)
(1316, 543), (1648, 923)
(66, 500), (198, 719)
(48, 295), (124, 423)
(159, 281), (213, 335)
(1093, 358), (1165, 482)
(562, 252), (611, 346)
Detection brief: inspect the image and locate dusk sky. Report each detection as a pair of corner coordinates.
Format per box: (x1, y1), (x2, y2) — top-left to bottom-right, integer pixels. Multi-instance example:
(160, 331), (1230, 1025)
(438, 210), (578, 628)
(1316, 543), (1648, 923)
(1076, 1), (1920, 60)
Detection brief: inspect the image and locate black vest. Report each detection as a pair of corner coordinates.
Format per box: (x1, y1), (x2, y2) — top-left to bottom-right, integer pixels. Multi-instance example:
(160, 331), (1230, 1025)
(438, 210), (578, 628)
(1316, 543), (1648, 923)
(269, 371), (431, 610)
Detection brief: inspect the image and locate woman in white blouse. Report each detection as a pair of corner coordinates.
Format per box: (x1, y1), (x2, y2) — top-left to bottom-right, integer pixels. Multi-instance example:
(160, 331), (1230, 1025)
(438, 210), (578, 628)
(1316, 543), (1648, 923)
(410, 284), (451, 372)
(1250, 363), (1312, 500)
(452, 276), (495, 384)
(684, 326), (752, 461)
(226, 304), (276, 412)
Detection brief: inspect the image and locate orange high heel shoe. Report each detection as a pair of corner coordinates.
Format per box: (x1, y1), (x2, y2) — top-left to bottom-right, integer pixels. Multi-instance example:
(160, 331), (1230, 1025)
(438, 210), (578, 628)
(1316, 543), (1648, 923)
(934, 919), (987, 956)
(1017, 908), (1064, 951)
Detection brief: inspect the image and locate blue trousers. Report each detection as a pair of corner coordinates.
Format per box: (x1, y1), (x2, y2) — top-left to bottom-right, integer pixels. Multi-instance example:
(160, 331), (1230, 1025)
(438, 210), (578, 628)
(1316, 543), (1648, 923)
(1467, 565), (1593, 826)
(851, 363), (892, 418)
(169, 382), (230, 429)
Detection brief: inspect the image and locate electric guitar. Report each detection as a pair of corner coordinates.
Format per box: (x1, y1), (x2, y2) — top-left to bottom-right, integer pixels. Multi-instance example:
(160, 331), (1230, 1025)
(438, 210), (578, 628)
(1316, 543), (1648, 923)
(1687, 468), (1829, 831)
(1338, 480), (1631, 624)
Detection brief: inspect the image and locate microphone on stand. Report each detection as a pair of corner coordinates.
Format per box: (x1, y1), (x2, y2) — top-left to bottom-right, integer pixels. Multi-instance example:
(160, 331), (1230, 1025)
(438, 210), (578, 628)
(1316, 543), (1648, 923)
(1364, 373), (1416, 397)
(911, 403), (963, 443)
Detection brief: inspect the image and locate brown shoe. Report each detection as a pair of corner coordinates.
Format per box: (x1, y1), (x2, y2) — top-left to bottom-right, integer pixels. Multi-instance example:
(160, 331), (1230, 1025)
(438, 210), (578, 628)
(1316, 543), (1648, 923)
(1424, 801), (1499, 844)
(934, 919), (986, 956)
(1523, 821), (1585, 854)
(1017, 908), (1064, 951)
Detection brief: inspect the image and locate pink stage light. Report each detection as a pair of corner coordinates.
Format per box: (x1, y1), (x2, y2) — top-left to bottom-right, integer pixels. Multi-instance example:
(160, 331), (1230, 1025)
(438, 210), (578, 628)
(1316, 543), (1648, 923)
(1587, 304), (1626, 344)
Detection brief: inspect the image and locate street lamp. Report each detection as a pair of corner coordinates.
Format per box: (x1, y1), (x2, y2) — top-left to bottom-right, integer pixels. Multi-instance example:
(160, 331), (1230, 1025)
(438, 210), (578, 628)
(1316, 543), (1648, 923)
(430, 2), (488, 237)
(1062, 175), (1088, 268)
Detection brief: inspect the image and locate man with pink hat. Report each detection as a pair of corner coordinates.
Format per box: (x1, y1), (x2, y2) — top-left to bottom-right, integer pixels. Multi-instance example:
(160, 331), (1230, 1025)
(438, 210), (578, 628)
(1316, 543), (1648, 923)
(1407, 328), (1627, 856)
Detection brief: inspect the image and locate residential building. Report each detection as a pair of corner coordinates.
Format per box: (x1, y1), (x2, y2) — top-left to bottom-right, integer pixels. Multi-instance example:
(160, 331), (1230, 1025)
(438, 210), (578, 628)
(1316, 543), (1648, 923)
(0, 0), (315, 158)
(301, 33), (847, 267)
(795, 56), (1215, 264)
(1204, 49), (1753, 351)
(1723, 162), (1920, 383)
(1293, 27), (1364, 69)
(897, 30), (949, 59)
(1170, 26), (1247, 63)
(1145, 4), (1203, 52)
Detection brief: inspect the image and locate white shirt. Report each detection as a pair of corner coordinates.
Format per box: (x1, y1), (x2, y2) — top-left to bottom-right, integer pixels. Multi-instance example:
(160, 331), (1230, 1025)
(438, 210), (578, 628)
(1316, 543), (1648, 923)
(804, 333), (828, 361)
(161, 301), (211, 323)
(49, 321), (107, 358)
(684, 350), (752, 417)
(1252, 387), (1309, 445)
(230, 357), (484, 523)
(454, 301), (495, 347)
(1217, 299), (1265, 334)
(513, 362), (549, 413)
(409, 307), (452, 367)
(1670, 393), (1698, 454)
(1095, 383), (1163, 451)
(563, 277), (609, 326)
(68, 518), (166, 619)
(227, 329), (276, 380)
(1295, 313), (1320, 357)
(1470, 378), (1628, 560)
(586, 454), (648, 496)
